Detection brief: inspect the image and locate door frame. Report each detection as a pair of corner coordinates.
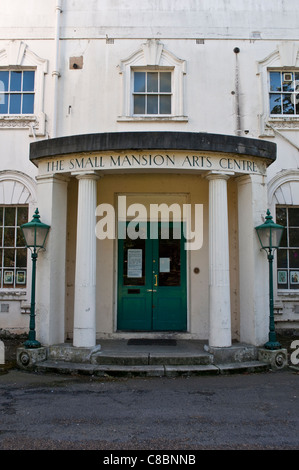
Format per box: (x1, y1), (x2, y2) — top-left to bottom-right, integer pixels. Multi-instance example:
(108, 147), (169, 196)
(116, 221), (188, 332)
(114, 193), (190, 334)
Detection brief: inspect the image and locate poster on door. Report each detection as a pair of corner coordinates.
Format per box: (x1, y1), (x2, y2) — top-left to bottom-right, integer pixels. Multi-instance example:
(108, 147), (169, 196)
(127, 249), (142, 278)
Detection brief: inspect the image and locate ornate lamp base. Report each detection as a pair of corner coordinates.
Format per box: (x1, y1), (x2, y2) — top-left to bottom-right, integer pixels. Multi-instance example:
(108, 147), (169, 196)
(24, 339), (42, 349)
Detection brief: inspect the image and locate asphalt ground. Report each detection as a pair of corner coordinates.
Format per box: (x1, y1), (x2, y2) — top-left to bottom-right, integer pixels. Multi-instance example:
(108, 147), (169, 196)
(0, 367), (298, 453)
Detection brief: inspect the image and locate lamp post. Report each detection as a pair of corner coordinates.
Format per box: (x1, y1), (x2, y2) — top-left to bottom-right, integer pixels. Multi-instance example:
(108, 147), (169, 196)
(255, 209), (284, 350)
(20, 209), (50, 349)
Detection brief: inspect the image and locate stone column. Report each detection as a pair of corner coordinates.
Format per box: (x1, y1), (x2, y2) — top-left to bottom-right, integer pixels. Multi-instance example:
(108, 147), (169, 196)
(35, 174), (69, 345)
(207, 172), (232, 347)
(73, 172), (98, 348)
(237, 174), (268, 345)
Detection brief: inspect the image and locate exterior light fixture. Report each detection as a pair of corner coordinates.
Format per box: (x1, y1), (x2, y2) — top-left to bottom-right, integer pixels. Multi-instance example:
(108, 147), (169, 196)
(255, 209), (284, 350)
(20, 209), (50, 349)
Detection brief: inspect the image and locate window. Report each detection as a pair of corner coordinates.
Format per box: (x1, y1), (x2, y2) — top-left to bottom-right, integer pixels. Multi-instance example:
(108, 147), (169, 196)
(133, 71), (172, 115)
(118, 40), (186, 121)
(0, 206), (28, 289)
(0, 70), (35, 115)
(269, 71), (299, 116)
(276, 206), (299, 290)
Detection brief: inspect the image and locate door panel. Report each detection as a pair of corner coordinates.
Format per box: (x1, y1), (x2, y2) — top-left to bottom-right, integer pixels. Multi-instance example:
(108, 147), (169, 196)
(117, 223), (152, 330)
(117, 222), (187, 331)
(153, 223), (187, 330)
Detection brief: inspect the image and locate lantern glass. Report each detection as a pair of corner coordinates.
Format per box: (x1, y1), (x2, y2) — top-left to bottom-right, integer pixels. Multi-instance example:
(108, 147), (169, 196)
(255, 209), (284, 251)
(20, 209), (50, 250)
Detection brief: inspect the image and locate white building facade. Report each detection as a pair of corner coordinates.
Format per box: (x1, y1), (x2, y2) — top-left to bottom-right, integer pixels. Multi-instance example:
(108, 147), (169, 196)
(0, 0), (299, 348)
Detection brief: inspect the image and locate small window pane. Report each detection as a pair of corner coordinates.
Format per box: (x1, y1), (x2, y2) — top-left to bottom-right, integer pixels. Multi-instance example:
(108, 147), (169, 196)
(147, 72), (158, 92)
(160, 95), (171, 114)
(270, 72), (281, 92)
(134, 95), (145, 114)
(4, 228), (15, 247)
(4, 207), (16, 226)
(16, 228), (26, 247)
(276, 207), (287, 226)
(0, 94), (8, 114)
(289, 249), (299, 268)
(16, 248), (27, 267)
(283, 94), (294, 114)
(277, 249), (287, 268)
(10, 72), (22, 91)
(4, 249), (15, 267)
(10, 94), (21, 114)
(289, 208), (299, 226)
(17, 207), (28, 226)
(280, 228), (287, 248)
(270, 94), (281, 114)
(23, 71), (35, 91)
(282, 73), (294, 92)
(0, 71), (9, 92)
(134, 72), (145, 92)
(289, 228), (299, 247)
(0, 207), (2, 225)
(22, 94), (34, 114)
(160, 72), (171, 92)
(147, 95), (158, 114)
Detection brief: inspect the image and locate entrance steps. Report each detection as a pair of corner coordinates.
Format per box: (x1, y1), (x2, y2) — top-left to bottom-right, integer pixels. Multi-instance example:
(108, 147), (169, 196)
(31, 340), (270, 377)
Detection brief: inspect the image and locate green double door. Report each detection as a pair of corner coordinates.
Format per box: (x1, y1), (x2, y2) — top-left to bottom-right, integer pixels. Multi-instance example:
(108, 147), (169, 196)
(117, 222), (187, 331)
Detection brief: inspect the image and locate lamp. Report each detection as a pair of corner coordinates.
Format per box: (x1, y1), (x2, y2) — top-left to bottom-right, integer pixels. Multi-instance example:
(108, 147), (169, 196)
(20, 209), (50, 348)
(255, 209), (284, 349)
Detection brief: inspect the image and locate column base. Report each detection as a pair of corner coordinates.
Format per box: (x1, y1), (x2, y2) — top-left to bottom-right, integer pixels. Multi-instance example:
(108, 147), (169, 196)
(73, 329), (96, 348)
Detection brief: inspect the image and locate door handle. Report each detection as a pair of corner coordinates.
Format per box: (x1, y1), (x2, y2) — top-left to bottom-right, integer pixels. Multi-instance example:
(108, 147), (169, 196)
(147, 289), (157, 292)
(154, 274), (158, 287)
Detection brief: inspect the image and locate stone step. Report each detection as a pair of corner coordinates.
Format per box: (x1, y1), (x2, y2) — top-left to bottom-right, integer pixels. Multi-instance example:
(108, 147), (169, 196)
(90, 351), (214, 366)
(47, 343), (214, 366)
(36, 360), (270, 377)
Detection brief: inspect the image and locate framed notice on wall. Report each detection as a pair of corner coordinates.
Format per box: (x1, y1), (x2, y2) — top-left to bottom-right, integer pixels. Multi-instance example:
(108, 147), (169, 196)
(4, 270), (13, 285)
(16, 270), (26, 285)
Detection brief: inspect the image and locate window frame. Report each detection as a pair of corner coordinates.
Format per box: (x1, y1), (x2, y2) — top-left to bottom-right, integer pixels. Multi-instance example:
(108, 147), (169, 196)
(0, 69), (35, 116)
(276, 205), (299, 291)
(132, 68), (173, 117)
(269, 70), (299, 118)
(0, 205), (28, 290)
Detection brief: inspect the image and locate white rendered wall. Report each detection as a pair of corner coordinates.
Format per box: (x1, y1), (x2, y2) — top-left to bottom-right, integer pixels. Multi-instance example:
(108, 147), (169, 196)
(1, 0), (299, 336)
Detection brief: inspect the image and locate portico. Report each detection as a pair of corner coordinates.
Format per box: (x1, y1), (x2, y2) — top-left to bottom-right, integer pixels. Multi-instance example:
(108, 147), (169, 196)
(29, 131), (276, 350)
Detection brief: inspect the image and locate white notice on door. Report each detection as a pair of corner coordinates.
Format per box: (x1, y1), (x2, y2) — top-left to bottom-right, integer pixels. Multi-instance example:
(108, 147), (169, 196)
(127, 249), (142, 278)
(160, 257), (170, 273)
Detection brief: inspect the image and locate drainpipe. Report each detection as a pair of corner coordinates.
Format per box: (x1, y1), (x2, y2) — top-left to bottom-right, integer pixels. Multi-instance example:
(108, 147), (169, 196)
(233, 47), (242, 136)
(52, 0), (62, 138)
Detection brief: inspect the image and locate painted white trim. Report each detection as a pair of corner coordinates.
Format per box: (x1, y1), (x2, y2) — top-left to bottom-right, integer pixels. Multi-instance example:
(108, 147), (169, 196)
(0, 170), (37, 205)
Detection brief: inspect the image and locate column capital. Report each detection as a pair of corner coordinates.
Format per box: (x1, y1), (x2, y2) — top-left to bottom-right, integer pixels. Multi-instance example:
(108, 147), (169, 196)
(71, 171), (101, 181)
(206, 171), (234, 181)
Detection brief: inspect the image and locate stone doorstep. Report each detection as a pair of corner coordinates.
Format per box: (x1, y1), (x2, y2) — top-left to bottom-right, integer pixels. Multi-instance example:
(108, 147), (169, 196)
(35, 360), (270, 377)
(16, 342), (284, 375)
